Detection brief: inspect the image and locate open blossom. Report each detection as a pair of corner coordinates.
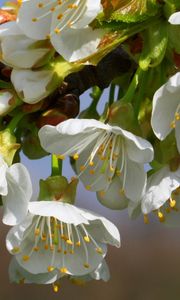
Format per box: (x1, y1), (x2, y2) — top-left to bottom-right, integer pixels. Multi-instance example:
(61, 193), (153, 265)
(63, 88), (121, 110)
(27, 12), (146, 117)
(39, 119), (154, 202)
(17, 0), (104, 62)
(6, 201), (120, 276)
(0, 157), (32, 225)
(141, 166), (180, 223)
(151, 72), (180, 152)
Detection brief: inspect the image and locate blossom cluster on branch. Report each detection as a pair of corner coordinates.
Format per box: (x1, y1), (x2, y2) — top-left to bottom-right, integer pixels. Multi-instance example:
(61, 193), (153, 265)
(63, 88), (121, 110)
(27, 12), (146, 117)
(0, 0), (180, 293)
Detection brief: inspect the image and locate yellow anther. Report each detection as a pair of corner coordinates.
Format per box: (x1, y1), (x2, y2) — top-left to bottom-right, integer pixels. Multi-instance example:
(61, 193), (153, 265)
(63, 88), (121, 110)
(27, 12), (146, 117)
(73, 153), (79, 160)
(60, 267), (68, 274)
(38, 2), (44, 8)
(76, 241), (81, 247)
(54, 28), (61, 34)
(84, 236), (90, 243)
(175, 113), (180, 121)
(85, 185), (91, 191)
(46, 34), (51, 39)
(116, 170), (121, 176)
(57, 155), (65, 160)
(44, 244), (49, 250)
(170, 121), (176, 129)
(158, 211), (165, 222)
(66, 239), (73, 245)
(48, 266), (55, 272)
(50, 7), (55, 11)
(57, 247), (62, 253)
(22, 255), (30, 262)
(53, 284), (60, 293)
(50, 245), (55, 251)
(68, 21), (72, 27)
(32, 18), (37, 22)
(83, 263), (90, 269)
(64, 250), (67, 255)
(89, 169), (95, 175)
(57, 14), (63, 20)
(80, 165), (86, 171)
(34, 228), (40, 236)
(143, 214), (149, 224)
(89, 161), (94, 167)
(100, 155), (106, 161)
(61, 234), (68, 241)
(12, 247), (20, 254)
(96, 247), (103, 254)
(110, 166), (115, 172)
(68, 3), (78, 8)
(169, 198), (176, 208)
(57, 0), (62, 4)
(33, 246), (39, 252)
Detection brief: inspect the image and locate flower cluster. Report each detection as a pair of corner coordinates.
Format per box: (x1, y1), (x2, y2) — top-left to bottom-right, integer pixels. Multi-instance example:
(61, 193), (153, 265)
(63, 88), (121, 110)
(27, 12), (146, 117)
(0, 0), (180, 294)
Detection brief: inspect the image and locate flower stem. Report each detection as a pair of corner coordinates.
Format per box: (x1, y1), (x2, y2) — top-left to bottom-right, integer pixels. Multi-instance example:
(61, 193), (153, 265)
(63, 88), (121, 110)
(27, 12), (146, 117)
(90, 86), (102, 110)
(51, 154), (62, 176)
(7, 111), (25, 134)
(121, 67), (143, 104)
(134, 70), (148, 117)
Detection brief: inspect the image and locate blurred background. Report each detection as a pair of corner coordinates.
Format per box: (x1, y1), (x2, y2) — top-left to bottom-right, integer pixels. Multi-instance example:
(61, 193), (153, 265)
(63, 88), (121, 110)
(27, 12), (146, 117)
(1, 4), (180, 298)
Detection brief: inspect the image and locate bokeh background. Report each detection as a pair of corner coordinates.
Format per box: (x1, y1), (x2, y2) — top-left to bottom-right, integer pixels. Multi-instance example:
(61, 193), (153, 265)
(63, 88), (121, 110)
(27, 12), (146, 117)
(1, 3), (180, 298)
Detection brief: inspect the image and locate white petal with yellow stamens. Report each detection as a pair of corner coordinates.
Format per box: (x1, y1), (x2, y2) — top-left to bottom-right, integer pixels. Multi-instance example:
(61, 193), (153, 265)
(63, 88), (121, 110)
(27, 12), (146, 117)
(17, 0), (103, 62)
(39, 118), (153, 201)
(6, 201), (120, 276)
(151, 72), (180, 145)
(141, 166), (180, 214)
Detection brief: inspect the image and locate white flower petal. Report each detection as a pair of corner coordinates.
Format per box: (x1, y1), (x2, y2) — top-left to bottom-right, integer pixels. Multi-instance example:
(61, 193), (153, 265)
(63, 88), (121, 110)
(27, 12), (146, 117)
(11, 68), (54, 103)
(124, 159), (147, 201)
(90, 260), (110, 282)
(0, 156), (8, 195)
(17, 0), (52, 39)
(2, 163), (32, 226)
(151, 73), (180, 140)
(169, 12), (180, 25)
(97, 176), (129, 210)
(141, 166), (180, 214)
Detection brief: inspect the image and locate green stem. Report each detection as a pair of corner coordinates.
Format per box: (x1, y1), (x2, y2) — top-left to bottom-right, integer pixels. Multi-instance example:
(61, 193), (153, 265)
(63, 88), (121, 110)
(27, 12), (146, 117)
(121, 67), (143, 104)
(7, 111), (25, 134)
(51, 154), (62, 176)
(90, 86), (102, 110)
(134, 70), (148, 117)
(109, 84), (116, 106)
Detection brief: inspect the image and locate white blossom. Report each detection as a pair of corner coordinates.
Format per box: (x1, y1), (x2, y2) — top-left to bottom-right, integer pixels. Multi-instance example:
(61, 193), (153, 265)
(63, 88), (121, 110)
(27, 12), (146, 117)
(17, 0), (104, 62)
(169, 12), (180, 25)
(6, 201), (120, 277)
(39, 119), (154, 202)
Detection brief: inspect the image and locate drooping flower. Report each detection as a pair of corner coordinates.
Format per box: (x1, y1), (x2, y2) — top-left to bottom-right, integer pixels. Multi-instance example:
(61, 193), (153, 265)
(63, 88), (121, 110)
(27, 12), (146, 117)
(151, 72), (180, 152)
(17, 0), (104, 62)
(0, 157), (32, 225)
(141, 165), (180, 223)
(38, 118), (154, 202)
(169, 12), (180, 25)
(6, 200), (120, 276)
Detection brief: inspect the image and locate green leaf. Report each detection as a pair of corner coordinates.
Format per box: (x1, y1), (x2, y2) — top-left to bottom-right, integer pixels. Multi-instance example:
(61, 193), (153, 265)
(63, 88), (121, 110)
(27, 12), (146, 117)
(139, 21), (168, 70)
(109, 0), (160, 23)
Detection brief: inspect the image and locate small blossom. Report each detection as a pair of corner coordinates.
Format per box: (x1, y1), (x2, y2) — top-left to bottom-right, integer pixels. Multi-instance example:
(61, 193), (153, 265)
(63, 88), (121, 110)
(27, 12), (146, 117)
(17, 0), (104, 62)
(39, 119), (154, 202)
(151, 72), (180, 152)
(6, 201), (120, 276)
(141, 165), (180, 224)
(0, 157), (32, 225)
